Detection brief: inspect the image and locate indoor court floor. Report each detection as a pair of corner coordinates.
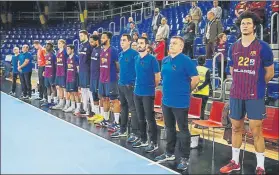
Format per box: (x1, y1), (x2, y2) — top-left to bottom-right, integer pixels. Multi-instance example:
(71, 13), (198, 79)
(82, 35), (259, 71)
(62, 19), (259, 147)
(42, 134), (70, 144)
(1, 79), (278, 174)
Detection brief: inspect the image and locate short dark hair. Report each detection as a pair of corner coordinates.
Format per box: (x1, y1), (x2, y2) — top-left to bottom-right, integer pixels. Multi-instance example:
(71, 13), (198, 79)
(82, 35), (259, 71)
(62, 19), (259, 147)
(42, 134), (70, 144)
(67, 44), (75, 50)
(137, 37), (149, 45)
(121, 34), (132, 41)
(90, 35), (99, 41)
(79, 30), (88, 36)
(133, 32), (139, 37)
(197, 55), (206, 65)
(46, 42), (54, 48)
(33, 40), (40, 45)
(235, 11), (262, 32)
(171, 36), (185, 44)
(102, 31), (113, 40)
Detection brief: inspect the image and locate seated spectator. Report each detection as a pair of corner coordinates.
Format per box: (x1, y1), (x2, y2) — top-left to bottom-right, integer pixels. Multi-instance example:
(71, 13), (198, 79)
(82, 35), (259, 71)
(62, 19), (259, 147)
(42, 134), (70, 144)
(147, 45), (155, 55)
(92, 31), (99, 36)
(215, 33), (228, 81)
(153, 35), (165, 70)
(132, 32), (139, 42)
(182, 15), (195, 59)
(211, 0), (222, 19)
(235, 0), (249, 18)
(248, 1), (266, 25)
(142, 32), (151, 44)
(129, 22), (138, 37)
(131, 41), (138, 50)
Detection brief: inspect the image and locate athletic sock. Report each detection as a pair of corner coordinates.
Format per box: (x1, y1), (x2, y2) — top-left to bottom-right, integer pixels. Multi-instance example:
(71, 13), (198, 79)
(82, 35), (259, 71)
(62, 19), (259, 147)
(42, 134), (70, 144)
(114, 113), (120, 124)
(256, 152), (265, 170)
(48, 96), (52, 103)
(104, 111), (110, 120)
(54, 96), (58, 104)
(77, 103), (81, 110)
(66, 100), (70, 107)
(71, 101), (76, 109)
(100, 107), (104, 116)
(95, 105), (100, 114)
(232, 147), (240, 164)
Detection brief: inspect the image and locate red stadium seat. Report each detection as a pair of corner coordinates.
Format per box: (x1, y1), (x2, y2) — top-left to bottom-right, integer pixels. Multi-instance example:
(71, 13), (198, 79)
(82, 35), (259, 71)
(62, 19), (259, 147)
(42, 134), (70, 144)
(188, 96), (202, 120)
(192, 101), (225, 150)
(154, 89), (162, 108)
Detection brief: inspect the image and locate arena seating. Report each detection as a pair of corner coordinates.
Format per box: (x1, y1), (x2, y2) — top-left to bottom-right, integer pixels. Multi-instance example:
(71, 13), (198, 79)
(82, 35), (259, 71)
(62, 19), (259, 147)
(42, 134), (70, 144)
(1, 1), (278, 102)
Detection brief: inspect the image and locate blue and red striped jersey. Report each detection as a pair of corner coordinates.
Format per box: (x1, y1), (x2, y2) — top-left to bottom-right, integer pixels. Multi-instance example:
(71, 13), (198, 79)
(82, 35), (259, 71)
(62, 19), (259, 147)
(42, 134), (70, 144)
(228, 39), (274, 100)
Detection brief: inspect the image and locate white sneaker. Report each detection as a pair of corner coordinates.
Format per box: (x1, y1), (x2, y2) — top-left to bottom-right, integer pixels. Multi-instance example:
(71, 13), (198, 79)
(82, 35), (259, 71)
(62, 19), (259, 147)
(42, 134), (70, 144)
(40, 98), (47, 103)
(62, 105), (70, 112)
(51, 103), (64, 110)
(64, 106), (75, 113)
(74, 108), (80, 115)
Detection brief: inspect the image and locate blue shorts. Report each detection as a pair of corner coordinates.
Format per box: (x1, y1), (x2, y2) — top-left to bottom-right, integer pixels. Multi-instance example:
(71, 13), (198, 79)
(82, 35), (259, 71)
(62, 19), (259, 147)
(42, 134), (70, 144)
(229, 98), (266, 120)
(66, 81), (78, 92)
(98, 81), (118, 100)
(45, 77), (55, 88)
(79, 71), (90, 88)
(55, 76), (66, 88)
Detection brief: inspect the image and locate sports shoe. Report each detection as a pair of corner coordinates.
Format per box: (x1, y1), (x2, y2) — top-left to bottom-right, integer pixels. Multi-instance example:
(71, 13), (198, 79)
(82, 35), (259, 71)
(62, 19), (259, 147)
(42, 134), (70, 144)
(177, 157), (190, 171)
(62, 105), (70, 112)
(96, 120), (110, 127)
(20, 95), (28, 100)
(111, 130), (128, 138)
(64, 106), (75, 113)
(35, 96), (42, 100)
(108, 123), (120, 132)
(51, 103), (64, 110)
(220, 160), (241, 173)
(127, 133), (139, 143)
(93, 116), (105, 124)
(41, 102), (55, 107)
(88, 114), (103, 122)
(40, 98), (47, 102)
(256, 167), (265, 175)
(132, 139), (148, 148)
(9, 91), (15, 96)
(144, 142), (158, 153)
(155, 153), (175, 162)
(73, 108), (81, 116)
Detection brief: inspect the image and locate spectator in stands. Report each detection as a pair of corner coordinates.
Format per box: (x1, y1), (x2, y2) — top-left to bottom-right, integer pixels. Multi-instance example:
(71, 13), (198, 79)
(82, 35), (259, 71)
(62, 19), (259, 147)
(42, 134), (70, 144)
(153, 35), (165, 70)
(155, 36), (199, 171)
(220, 11), (274, 175)
(182, 15), (195, 59)
(189, 1), (202, 34)
(92, 31), (99, 36)
(216, 33), (228, 81)
(203, 11), (223, 59)
(131, 41), (138, 50)
(9, 47), (20, 96)
(235, 0), (249, 18)
(211, 0), (222, 19)
(272, 1), (279, 13)
(18, 44), (33, 100)
(126, 17), (134, 33)
(132, 32), (139, 42)
(151, 8), (163, 38)
(156, 17), (169, 56)
(248, 1), (266, 25)
(141, 33), (151, 44)
(33, 40), (47, 101)
(147, 45), (155, 55)
(192, 56), (211, 125)
(129, 22), (138, 37)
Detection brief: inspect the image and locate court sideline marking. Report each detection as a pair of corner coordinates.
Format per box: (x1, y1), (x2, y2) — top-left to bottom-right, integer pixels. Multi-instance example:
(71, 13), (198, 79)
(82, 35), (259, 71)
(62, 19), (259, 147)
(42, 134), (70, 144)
(1, 92), (179, 174)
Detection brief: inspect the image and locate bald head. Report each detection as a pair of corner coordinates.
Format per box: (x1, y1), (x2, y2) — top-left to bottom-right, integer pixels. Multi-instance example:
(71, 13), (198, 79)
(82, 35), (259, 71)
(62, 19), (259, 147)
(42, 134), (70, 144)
(207, 11), (215, 21)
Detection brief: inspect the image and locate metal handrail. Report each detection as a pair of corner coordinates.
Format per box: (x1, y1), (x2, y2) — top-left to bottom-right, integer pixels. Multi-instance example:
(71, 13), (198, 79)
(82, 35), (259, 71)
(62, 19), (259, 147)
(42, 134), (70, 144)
(97, 27), (104, 34)
(211, 77), (223, 100)
(73, 39), (79, 53)
(271, 12), (279, 44)
(222, 78), (232, 102)
(120, 16), (126, 33)
(212, 52), (224, 87)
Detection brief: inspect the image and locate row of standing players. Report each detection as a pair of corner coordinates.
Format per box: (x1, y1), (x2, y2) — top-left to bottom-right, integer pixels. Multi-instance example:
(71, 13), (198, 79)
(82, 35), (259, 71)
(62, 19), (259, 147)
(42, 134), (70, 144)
(11, 11), (275, 174)
(30, 30), (200, 171)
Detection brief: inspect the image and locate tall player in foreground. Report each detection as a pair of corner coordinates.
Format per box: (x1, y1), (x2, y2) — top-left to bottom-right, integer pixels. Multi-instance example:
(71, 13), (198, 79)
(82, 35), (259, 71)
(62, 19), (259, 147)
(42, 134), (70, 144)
(220, 11), (274, 175)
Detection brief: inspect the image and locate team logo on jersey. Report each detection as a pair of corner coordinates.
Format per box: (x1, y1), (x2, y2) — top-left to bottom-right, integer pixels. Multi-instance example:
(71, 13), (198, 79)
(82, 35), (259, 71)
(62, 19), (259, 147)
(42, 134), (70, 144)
(95, 53), (98, 56)
(101, 58), (107, 63)
(250, 51), (257, 56)
(84, 48), (87, 51)
(250, 59), (255, 66)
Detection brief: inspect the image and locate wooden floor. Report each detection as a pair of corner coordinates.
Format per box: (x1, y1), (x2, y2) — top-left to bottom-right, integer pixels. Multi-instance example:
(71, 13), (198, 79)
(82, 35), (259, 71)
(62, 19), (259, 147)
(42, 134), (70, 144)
(156, 119), (278, 160)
